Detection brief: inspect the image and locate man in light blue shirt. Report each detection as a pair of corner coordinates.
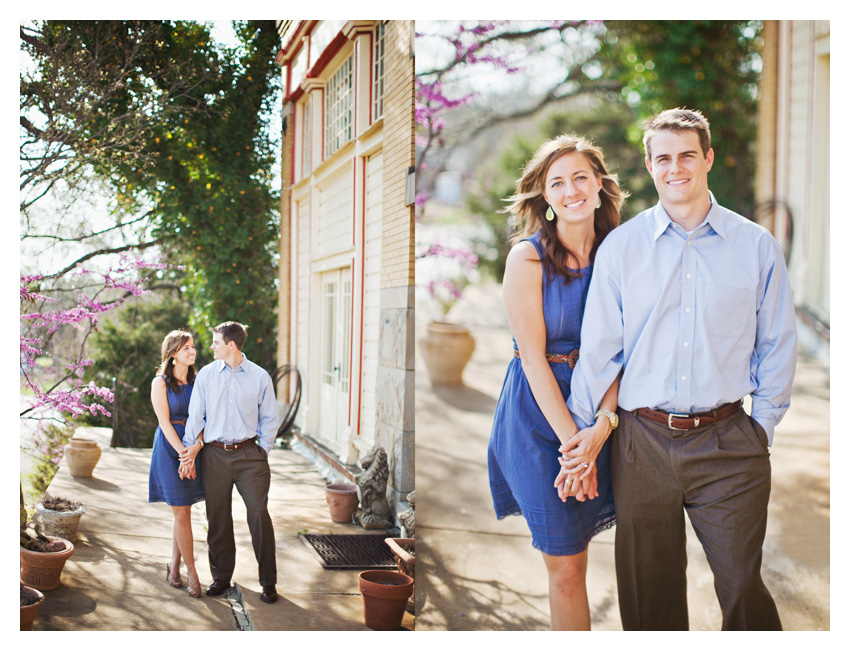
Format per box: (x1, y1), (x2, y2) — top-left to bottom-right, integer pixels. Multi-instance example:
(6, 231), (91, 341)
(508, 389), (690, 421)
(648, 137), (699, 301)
(181, 321), (279, 604)
(568, 109), (796, 630)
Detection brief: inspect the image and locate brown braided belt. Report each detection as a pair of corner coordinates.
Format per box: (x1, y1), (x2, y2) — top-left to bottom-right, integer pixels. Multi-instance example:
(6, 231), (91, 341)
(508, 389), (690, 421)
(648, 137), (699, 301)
(513, 348), (580, 369)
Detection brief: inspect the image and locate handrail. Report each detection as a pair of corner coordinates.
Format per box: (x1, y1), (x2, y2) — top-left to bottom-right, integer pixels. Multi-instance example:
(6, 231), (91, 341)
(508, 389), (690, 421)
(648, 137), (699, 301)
(271, 364), (302, 442)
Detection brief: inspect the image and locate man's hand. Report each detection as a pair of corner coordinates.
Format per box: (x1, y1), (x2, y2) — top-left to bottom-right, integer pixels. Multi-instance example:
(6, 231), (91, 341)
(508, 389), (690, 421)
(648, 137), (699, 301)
(558, 418), (611, 475)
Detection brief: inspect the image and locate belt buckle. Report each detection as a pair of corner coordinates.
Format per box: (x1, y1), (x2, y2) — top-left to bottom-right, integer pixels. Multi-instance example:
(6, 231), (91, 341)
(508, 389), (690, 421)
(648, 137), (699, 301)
(667, 412), (697, 430)
(223, 442), (236, 451)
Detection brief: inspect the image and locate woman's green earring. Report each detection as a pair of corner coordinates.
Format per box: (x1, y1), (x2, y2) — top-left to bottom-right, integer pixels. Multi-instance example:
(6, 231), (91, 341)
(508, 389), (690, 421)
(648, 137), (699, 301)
(545, 205), (555, 221)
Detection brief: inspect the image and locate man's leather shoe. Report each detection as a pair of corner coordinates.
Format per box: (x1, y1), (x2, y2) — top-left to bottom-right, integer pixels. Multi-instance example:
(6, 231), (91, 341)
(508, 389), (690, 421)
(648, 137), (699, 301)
(206, 580), (231, 596)
(260, 585), (278, 604)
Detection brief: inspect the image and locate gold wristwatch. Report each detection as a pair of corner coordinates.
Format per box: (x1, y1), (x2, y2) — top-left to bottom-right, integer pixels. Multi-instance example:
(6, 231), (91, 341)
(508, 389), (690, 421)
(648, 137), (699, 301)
(595, 409), (619, 430)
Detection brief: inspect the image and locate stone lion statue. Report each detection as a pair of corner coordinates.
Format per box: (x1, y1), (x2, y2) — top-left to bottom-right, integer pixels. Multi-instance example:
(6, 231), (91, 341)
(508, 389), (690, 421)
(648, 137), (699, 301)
(355, 447), (393, 530)
(398, 490), (415, 536)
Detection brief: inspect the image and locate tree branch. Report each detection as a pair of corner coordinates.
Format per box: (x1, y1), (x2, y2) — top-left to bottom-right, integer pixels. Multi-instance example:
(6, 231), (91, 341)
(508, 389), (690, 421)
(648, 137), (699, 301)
(43, 238), (165, 279)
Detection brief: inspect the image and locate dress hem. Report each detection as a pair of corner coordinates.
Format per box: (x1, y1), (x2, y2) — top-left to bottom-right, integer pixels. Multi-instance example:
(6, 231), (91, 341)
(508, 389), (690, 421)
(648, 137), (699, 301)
(148, 496), (205, 507)
(496, 509), (617, 556)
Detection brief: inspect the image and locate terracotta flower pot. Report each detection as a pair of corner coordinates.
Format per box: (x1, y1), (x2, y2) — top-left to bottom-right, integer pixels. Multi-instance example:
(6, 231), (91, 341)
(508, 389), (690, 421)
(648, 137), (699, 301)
(358, 570), (414, 630)
(20, 536), (75, 591)
(36, 503), (86, 543)
(20, 584), (44, 631)
(419, 321), (475, 386)
(325, 483), (359, 523)
(64, 437), (101, 478)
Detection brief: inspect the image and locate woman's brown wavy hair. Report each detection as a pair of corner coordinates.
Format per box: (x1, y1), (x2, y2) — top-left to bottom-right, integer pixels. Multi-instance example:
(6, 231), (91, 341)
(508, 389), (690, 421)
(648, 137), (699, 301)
(504, 134), (626, 282)
(156, 330), (196, 393)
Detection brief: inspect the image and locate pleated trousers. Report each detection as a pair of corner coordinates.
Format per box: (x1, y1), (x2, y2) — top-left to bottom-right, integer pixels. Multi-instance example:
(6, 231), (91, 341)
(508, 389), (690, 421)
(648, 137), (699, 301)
(201, 443), (277, 587)
(611, 407), (782, 630)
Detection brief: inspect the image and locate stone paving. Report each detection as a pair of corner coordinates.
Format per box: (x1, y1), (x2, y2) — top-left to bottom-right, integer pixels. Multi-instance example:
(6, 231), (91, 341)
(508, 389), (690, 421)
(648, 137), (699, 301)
(23, 426), (414, 632)
(415, 281), (830, 631)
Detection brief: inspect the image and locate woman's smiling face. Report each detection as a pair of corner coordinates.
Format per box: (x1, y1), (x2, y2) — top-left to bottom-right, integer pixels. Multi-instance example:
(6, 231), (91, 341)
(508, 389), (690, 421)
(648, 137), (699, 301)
(542, 152), (602, 225)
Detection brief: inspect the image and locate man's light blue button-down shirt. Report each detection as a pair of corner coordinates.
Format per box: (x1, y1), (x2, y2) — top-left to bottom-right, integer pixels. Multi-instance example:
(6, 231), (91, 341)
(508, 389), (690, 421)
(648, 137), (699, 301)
(183, 355), (278, 453)
(568, 193), (797, 445)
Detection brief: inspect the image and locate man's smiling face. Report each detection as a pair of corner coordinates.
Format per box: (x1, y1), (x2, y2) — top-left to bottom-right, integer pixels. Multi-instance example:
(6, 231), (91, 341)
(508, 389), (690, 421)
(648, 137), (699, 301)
(646, 129), (714, 211)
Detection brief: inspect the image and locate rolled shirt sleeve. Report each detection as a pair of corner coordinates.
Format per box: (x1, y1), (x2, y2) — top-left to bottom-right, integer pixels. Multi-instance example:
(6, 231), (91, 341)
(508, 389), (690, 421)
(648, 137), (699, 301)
(568, 237), (626, 430)
(183, 368), (207, 447)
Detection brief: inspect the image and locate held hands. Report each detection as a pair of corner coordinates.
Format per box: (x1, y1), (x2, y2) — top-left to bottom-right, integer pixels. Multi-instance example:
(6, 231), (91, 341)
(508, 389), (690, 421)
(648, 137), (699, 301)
(554, 464), (598, 502)
(178, 458), (196, 480)
(553, 418), (611, 502)
(177, 441), (202, 480)
(558, 418), (611, 476)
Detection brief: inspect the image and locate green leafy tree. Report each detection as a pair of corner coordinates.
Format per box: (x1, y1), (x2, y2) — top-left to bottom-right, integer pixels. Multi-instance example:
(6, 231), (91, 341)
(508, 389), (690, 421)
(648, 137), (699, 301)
(78, 286), (209, 447)
(140, 21), (282, 369)
(600, 20), (762, 213)
(22, 20), (281, 373)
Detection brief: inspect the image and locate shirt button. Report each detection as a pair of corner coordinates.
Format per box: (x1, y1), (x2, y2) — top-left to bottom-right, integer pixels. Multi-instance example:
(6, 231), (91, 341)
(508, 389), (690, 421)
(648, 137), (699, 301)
(687, 273), (692, 279)
(683, 342), (688, 347)
(685, 308), (690, 313)
(682, 376), (687, 381)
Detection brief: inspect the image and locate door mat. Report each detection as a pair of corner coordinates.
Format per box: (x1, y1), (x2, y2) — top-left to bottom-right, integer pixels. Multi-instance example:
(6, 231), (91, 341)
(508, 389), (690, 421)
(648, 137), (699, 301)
(298, 533), (397, 570)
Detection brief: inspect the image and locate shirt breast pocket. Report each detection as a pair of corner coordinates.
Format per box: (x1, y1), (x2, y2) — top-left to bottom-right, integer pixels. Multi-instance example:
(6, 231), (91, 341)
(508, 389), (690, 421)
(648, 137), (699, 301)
(239, 392), (258, 422)
(703, 283), (756, 338)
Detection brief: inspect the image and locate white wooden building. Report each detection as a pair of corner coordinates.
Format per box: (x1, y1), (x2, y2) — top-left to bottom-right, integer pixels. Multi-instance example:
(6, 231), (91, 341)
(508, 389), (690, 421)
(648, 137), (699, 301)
(275, 20), (415, 514)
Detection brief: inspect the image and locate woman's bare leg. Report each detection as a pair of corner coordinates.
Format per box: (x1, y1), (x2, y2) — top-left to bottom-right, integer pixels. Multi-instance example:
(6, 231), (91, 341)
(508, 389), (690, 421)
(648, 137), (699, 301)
(541, 549), (590, 630)
(171, 505), (200, 593)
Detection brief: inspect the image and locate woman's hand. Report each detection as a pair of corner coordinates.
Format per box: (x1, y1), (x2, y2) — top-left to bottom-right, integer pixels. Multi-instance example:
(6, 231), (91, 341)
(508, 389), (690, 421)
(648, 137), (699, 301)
(554, 464), (598, 502)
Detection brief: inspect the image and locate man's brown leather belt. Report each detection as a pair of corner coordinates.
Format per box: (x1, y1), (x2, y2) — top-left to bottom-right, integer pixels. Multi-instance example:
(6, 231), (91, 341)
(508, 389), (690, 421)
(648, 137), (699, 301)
(209, 437), (257, 451)
(636, 401), (742, 431)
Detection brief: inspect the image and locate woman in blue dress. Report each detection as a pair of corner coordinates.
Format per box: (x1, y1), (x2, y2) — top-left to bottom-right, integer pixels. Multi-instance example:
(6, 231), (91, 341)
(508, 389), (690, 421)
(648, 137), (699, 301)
(488, 134), (625, 629)
(149, 330), (205, 598)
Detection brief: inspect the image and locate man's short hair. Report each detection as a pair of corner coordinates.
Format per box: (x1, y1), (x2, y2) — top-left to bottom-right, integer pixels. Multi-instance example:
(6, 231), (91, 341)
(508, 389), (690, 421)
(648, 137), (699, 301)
(213, 321), (248, 351)
(643, 108), (712, 161)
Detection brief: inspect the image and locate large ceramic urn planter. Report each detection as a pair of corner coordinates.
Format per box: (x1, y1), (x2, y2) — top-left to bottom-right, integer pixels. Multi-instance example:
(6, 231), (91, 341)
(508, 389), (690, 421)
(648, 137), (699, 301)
(20, 584), (45, 631)
(64, 437), (101, 478)
(36, 502), (86, 543)
(325, 483), (359, 523)
(20, 536), (75, 591)
(358, 570), (414, 631)
(419, 321), (476, 386)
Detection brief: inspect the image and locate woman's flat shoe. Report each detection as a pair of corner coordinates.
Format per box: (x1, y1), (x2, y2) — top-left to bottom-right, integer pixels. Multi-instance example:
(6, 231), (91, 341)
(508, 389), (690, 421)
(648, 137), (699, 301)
(166, 562), (183, 588)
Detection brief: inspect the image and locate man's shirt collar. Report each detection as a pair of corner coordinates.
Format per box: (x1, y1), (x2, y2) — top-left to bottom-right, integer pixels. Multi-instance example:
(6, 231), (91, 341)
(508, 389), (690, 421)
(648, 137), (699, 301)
(215, 354), (248, 373)
(652, 191), (726, 240)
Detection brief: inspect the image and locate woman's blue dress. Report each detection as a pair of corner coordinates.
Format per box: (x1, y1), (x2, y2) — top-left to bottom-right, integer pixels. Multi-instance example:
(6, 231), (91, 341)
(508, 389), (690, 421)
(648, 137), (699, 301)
(488, 231), (615, 556)
(148, 378), (204, 506)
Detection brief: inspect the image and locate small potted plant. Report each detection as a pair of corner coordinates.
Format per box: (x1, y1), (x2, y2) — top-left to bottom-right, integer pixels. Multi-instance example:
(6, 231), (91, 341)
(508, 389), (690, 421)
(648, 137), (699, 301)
(36, 496), (86, 543)
(21, 503), (75, 592)
(20, 583), (45, 630)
